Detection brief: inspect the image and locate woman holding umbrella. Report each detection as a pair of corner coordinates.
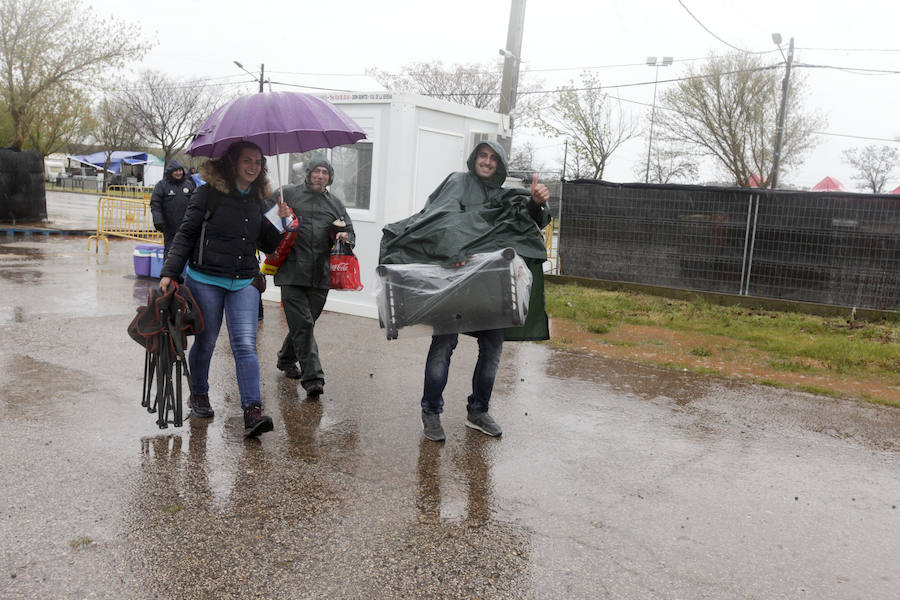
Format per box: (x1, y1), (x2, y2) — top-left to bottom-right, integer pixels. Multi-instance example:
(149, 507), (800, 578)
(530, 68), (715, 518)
(159, 140), (295, 438)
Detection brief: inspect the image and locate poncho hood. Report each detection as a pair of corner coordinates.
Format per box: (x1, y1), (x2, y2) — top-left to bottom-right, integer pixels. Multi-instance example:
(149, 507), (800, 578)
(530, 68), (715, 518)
(466, 141), (508, 188)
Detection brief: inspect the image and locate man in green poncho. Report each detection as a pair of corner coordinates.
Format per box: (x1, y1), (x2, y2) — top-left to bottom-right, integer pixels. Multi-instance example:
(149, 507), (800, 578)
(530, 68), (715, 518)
(380, 141), (551, 442)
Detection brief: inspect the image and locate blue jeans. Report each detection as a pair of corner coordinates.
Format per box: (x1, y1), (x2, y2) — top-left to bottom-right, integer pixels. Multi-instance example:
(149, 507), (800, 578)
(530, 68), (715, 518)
(421, 329), (505, 415)
(185, 275), (261, 410)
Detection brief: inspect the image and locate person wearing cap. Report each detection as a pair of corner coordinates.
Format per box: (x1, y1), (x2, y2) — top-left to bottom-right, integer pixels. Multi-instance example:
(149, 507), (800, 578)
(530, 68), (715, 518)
(150, 159), (196, 259)
(271, 158), (355, 398)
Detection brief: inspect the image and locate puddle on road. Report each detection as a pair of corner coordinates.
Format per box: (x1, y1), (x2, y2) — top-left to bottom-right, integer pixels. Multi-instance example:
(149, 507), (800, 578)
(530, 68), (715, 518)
(0, 354), (98, 419)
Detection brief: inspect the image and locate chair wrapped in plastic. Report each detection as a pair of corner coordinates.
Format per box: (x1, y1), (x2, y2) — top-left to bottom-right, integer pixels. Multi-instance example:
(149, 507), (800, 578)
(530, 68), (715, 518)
(375, 248), (532, 340)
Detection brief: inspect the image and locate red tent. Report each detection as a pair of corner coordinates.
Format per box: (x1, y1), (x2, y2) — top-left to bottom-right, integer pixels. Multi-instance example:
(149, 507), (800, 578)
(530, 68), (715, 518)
(890, 185), (900, 195)
(811, 176), (845, 192)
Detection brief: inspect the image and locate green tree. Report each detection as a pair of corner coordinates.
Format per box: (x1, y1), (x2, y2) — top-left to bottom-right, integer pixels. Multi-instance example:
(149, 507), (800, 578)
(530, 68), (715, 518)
(536, 72), (639, 179)
(656, 52), (823, 187)
(0, 0), (150, 150)
(25, 85), (94, 157)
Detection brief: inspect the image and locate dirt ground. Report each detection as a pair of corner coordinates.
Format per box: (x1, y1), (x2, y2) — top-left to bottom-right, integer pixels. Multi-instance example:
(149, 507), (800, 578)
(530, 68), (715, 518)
(549, 318), (900, 406)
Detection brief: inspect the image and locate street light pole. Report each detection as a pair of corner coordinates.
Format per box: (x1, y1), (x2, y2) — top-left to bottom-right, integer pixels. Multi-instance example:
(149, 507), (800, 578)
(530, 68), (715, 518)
(234, 61), (265, 93)
(770, 35), (794, 189)
(644, 56), (672, 184)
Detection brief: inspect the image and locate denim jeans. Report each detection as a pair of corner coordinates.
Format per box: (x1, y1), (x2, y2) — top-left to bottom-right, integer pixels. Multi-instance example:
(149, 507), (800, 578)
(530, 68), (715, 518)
(421, 329), (505, 415)
(185, 275), (261, 410)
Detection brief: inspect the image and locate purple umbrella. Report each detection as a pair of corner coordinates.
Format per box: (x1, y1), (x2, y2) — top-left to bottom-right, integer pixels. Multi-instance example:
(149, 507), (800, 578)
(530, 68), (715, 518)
(186, 91), (366, 158)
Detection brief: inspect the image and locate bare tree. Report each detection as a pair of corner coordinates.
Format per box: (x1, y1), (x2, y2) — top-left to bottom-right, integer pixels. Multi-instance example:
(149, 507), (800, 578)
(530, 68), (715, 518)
(536, 72), (640, 179)
(0, 0), (150, 150)
(368, 61), (543, 124)
(635, 143), (699, 184)
(656, 53), (823, 188)
(842, 145), (900, 193)
(92, 98), (140, 192)
(508, 141), (545, 172)
(119, 70), (220, 165)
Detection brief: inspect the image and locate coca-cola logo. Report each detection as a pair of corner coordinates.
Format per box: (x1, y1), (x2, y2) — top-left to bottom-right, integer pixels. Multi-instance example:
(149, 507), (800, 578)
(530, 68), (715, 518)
(331, 263), (350, 272)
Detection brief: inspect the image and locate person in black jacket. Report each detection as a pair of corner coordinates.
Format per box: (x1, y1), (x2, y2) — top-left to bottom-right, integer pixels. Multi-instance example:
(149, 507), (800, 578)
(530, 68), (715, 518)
(150, 160), (196, 258)
(159, 141), (293, 437)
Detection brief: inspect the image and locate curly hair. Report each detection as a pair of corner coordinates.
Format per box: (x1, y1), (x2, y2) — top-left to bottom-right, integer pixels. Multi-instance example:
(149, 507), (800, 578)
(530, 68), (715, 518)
(214, 141), (271, 200)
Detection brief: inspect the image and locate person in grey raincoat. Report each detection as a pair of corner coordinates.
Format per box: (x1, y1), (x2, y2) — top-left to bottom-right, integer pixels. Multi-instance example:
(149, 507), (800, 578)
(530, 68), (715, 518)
(272, 158), (355, 398)
(150, 160), (196, 258)
(379, 141), (551, 442)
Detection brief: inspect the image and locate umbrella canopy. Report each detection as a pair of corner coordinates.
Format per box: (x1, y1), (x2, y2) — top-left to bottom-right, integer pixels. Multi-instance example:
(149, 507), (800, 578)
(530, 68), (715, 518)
(187, 91), (366, 158)
(812, 176), (845, 192)
(891, 185), (900, 195)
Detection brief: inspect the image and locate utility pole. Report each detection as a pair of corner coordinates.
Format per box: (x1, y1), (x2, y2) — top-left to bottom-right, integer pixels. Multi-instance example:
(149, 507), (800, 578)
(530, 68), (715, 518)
(770, 36), (794, 189)
(258, 64), (265, 93)
(498, 0), (526, 154)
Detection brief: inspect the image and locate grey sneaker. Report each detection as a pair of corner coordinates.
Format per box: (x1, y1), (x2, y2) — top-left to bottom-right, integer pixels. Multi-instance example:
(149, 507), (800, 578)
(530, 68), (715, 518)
(466, 411), (502, 437)
(421, 411), (445, 441)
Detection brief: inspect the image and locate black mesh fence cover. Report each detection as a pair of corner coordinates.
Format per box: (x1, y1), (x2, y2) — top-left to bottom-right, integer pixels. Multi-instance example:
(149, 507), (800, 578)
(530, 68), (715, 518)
(560, 180), (900, 311)
(0, 148), (47, 222)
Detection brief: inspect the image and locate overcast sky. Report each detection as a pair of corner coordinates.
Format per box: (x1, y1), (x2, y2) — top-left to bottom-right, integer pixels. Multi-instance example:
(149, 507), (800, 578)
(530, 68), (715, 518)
(88, 0), (900, 189)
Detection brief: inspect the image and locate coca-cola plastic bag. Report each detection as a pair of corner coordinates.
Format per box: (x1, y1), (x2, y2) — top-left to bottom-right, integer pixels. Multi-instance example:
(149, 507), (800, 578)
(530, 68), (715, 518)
(330, 240), (363, 291)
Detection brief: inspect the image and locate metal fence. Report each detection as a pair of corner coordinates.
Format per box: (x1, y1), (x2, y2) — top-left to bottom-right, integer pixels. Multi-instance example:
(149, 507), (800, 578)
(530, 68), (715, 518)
(88, 196), (162, 253)
(559, 180), (900, 311)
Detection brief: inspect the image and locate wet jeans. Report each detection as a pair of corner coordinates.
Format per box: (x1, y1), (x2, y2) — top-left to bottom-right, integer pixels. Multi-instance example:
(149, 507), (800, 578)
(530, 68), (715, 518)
(185, 275), (261, 410)
(421, 329), (505, 415)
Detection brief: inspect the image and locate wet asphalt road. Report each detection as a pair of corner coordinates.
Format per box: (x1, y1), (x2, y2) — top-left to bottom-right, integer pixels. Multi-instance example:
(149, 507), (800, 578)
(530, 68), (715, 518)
(0, 236), (898, 600)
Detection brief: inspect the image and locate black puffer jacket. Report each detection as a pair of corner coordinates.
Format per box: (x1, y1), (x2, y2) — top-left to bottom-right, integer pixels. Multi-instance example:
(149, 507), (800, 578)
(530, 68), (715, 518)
(160, 160), (281, 280)
(150, 160), (196, 249)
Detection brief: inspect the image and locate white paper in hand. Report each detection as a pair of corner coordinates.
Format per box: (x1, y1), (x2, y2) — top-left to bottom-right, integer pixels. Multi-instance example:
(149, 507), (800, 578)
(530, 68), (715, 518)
(264, 204), (285, 233)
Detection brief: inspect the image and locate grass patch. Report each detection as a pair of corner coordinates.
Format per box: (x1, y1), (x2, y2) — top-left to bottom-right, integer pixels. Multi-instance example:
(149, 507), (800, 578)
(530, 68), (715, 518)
(163, 504), (182, 514)
(69, 536), (93, 549)
(690, 347), (713, 357)
(546, 282), (900, 384)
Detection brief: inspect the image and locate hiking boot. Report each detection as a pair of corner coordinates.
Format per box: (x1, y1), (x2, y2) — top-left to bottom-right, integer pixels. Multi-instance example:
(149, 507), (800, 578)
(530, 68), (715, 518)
(243, 405), (273, 438)
(188, 393), (214, 418)
(279, 365), (301, 379)
(422, 411), (445, 442)
(305, 382), (324, 399)
(466, 411), (502, 437)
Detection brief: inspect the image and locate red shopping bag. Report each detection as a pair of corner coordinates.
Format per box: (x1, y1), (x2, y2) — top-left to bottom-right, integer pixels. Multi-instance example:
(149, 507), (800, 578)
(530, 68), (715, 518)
(330, 240), (363, 291)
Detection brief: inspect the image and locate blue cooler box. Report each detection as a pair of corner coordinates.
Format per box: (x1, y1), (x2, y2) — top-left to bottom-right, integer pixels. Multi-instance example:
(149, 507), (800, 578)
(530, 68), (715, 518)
(133, 244), (155, 277)
(149, 247), (164, 278)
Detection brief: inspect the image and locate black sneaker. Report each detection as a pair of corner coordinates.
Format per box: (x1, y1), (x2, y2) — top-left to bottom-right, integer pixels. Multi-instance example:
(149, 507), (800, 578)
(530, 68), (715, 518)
(305, 382), (324, 399)
(243, 405), (273, 438)
(422, 411), (445, 442)
(189, 393), (214, 418)
(465, 411), (502, 437)
(279, 365), (301, 379)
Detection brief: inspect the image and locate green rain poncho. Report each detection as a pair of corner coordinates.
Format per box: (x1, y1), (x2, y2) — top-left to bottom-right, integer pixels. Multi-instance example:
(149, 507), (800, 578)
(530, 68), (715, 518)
(379, 141), (551, 340)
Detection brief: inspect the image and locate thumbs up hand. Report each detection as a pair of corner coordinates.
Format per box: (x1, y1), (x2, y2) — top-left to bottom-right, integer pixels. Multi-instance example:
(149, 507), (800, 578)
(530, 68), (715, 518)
(531, 173), (549, 205)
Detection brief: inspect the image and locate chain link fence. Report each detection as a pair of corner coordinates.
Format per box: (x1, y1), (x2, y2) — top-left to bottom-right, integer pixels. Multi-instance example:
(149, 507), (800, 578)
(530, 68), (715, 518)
(559, 180), (900, 311)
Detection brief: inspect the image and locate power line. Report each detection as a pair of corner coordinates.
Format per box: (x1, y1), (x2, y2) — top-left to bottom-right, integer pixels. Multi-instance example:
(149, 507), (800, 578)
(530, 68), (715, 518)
(676, 0), (768, 55)
(813, 131), (900, 143)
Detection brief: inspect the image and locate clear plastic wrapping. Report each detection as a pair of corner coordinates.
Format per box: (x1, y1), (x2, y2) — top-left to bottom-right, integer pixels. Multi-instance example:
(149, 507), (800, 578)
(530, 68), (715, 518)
(375, 248), (532, 339)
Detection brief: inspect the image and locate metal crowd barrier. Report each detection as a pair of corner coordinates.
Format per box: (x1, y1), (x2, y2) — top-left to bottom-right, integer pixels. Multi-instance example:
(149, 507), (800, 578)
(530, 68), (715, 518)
(107, 185), (154, 200)
(88, 196), (162, 253)
(542, 221), (559, 273)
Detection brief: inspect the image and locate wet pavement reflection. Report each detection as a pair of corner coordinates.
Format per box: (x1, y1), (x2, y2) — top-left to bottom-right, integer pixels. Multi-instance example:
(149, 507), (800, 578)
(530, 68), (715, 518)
(1, 237), (898, 599)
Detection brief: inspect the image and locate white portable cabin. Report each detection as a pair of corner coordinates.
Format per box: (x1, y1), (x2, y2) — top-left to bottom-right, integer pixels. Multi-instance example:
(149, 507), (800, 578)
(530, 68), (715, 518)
(262, 92), (508, 319)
